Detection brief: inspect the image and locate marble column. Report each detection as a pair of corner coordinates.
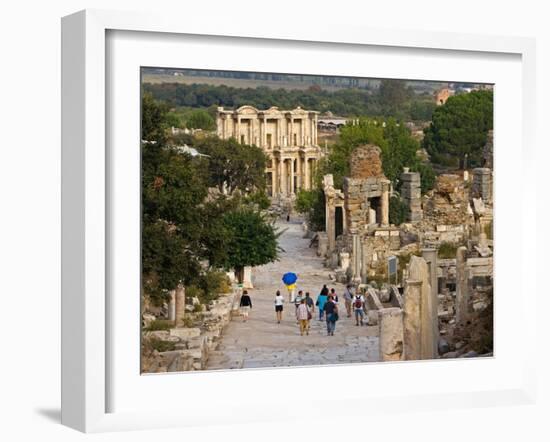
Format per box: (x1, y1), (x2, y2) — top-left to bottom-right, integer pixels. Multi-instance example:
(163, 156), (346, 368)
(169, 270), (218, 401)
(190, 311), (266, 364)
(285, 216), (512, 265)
(422, 248), (439, 357)
(403, 279), (422, 361)
(290, 158), (295, 195)
(290, 118), (294, 146)
(378, 307), (404, 361)
(296, 155), (302, 190)
(456, 246), (469, 324)
(271, 159), (277, 196)
(304, 157), (310, 190)
(381, 180), (390, 226)
(280, 159), (287, 196)
(175, 284), (185, 327)
(326, 197), (335, 254)
(167, 290), (176, 321)
(237, 117), (241, 143)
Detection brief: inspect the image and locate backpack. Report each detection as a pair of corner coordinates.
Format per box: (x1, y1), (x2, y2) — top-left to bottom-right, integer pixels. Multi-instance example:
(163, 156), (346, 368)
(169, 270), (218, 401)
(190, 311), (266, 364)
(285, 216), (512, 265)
(354, 296), (362, 309)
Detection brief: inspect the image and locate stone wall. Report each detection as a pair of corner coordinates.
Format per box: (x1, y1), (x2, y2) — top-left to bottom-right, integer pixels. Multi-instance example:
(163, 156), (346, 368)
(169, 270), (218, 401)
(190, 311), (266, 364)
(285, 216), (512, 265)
(349, 144), (384, 179)
(142, 290), (240, 373)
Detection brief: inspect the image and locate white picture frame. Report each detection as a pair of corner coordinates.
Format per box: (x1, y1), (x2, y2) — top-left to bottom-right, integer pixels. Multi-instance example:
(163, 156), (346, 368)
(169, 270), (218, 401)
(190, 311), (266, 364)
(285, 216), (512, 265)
(61, 9), (537, 433)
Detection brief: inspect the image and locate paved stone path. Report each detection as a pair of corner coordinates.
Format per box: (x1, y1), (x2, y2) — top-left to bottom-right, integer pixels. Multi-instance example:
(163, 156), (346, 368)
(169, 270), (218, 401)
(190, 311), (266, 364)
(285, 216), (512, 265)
(206, 218), (379, 370)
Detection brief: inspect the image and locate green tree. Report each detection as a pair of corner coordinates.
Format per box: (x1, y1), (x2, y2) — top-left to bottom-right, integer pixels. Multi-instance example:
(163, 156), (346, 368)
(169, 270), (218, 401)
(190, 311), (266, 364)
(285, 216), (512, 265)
(423, 90), (493, 168)
(141, 91), (170, 143)
(295, 189), (326, 231)
(195, 136), (268, 195)
(378, 79), (413, 117)
(186, 109), (216, 130)
(221, 209), (279, 281)
(389, 196), (408, 226)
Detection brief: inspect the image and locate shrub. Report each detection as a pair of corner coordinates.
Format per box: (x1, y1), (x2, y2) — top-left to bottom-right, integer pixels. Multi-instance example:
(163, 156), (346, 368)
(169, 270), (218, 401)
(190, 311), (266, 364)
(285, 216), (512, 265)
(148, 337), (176, 353)
(145, 319), (173, 332)
(389, 196), (408, 226)
(438, 242), (459, 259)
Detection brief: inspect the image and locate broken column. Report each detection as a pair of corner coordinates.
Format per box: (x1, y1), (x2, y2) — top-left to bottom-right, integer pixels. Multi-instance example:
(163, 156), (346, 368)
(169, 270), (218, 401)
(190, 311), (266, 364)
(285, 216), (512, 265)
(472, 168), (492, 203)
(456, 246), (469, 323)
(323, 175), (336, 255)
(407, 256), (438, 359)
(175, 284), (186, 327)
(422, 248), (439, 357)
(168, 289), (176, 322)
(403, 279), (422, 360)
(400, 169), (422, 221)
(378, 307), (404, 361)
(381, 180), (390, 226)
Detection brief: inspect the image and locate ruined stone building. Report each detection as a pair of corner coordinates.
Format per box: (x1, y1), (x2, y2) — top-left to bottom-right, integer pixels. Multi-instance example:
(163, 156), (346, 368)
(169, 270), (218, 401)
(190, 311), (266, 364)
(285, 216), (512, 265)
(216, 106), (323, 199)
(320, 144), (400, 283)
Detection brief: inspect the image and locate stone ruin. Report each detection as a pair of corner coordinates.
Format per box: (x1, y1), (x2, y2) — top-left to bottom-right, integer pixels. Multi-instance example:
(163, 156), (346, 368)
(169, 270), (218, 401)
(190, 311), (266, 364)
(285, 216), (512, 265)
(321, 144), (399, 284)
(315, 137), (494, 361)
(141, 285), (243, 373)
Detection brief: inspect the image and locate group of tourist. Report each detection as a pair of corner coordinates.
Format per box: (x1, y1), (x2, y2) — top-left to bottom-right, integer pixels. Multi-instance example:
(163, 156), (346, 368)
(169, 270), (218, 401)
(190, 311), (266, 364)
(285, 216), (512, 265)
(238, 284), (368, 336)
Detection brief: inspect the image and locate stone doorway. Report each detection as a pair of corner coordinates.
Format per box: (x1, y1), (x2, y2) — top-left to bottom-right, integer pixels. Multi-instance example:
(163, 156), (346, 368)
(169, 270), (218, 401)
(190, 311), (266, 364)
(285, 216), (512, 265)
(369, 196), (381, 225)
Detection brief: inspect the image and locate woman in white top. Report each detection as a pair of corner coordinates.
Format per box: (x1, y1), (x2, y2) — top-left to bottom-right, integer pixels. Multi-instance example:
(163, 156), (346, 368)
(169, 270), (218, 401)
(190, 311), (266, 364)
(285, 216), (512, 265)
(274, 290), (285, 324)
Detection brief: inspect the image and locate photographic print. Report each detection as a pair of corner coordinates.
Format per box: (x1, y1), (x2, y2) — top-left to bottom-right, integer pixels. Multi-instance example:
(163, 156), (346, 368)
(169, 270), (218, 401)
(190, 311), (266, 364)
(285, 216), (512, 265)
(140, 68), (493, 373)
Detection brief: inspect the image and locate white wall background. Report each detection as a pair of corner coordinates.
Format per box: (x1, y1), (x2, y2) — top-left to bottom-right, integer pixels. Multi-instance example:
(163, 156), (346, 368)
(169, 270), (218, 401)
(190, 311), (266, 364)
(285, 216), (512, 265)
(0, 1), (547, 440)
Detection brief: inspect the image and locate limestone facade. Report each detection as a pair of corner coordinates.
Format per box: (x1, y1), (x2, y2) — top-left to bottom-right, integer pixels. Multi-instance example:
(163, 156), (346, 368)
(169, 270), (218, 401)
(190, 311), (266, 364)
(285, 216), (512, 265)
(216, 105), (323, 199)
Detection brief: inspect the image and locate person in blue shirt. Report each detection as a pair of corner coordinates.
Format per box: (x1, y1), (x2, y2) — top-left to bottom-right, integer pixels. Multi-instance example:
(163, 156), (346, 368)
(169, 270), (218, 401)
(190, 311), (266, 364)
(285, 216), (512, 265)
(315, 290), (328, 321)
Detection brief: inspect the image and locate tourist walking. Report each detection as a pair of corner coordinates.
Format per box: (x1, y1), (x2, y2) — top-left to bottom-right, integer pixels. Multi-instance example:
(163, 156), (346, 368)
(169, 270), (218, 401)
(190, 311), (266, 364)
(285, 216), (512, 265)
(353, 293), (366, 326)
(343, 284), (354, 318)
(315, 290), (328, 321)
(324, 295), (339, 336)
(296, 299), (312, 336)
(239, 290), (252, 322)
(305, 292), (314, 332)
(294, 290), (304, 311)
(294, 290), (305, 324)
(320, 284), (329, 297)
(330, 288), (339, 304)
(274, 290), (285, 324)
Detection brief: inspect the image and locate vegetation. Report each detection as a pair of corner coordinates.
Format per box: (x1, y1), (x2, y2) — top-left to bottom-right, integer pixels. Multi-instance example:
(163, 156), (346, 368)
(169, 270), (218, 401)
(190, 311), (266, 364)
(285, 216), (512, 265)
(295, 189), (326, 232)
(186, 109), (216, 130)
(438, 242), (459, 259)
(141, 93), (277, 305)
(193, 136), (268, 195)
(423, 90), (493, 168)
(320, 118), (435, 192)
(220, 209), (280, 282)
(304, 117), (435, 230)
(147, 337), (177, 353)
(143, 82), (436, 121)
(389, 196), (408, 226)
(144, 319), (174, 332)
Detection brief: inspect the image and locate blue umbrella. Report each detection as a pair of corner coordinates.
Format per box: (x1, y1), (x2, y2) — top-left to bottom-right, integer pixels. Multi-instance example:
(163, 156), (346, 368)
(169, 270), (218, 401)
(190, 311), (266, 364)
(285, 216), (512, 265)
(282, 272), (298, 285)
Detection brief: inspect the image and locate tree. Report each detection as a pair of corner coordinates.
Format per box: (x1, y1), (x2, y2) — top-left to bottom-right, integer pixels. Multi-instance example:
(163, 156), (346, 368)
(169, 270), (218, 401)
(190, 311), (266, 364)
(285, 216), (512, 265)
(195, 136), (268, 195)
(221, 209), (279, 281)
(295, 189), (326, 232)
(389, 196), (408, 226)
(423, 90), (493, 168)
(141, 142), (209, 301)
(141, 91), (170, 143)
(186, 109), (215, 130)
(378, 79), (413, 117)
